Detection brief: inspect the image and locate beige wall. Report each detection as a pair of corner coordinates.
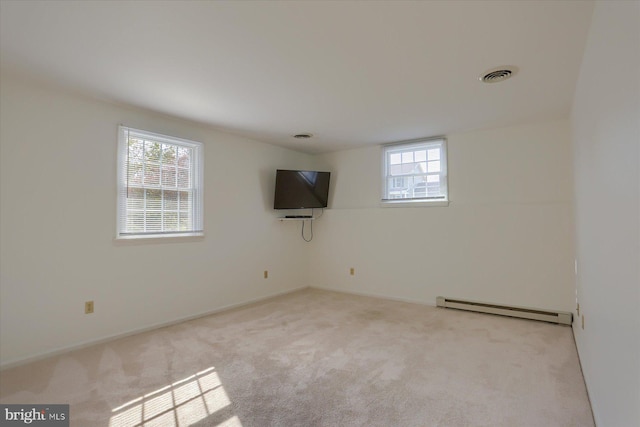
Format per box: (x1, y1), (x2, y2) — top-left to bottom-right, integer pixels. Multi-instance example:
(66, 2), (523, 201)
(0, 73), (315, 366)
(309, 120), (575, 312)
(571, 1), (640, 425)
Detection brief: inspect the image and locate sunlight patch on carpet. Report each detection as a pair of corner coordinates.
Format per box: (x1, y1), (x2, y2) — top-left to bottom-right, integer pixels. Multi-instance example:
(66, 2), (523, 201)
(217, 415), (243, 426)
(109, 367), (239, 426)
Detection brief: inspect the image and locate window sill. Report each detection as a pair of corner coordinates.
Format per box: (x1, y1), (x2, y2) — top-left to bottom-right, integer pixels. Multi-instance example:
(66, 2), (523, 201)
(380, 200), (449, 208)
(115, 232), (204, 241)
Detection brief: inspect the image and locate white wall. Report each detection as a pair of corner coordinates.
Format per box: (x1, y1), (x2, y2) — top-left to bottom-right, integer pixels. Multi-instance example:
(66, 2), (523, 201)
(309, 120), (575, 312)
(0, 72), (316, 366)
(1, 73), (578, 368)
(571, 1), (640, 425)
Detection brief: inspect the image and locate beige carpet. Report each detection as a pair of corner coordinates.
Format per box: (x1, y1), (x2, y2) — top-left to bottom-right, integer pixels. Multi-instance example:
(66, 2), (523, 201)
(0, 288), (593, 426)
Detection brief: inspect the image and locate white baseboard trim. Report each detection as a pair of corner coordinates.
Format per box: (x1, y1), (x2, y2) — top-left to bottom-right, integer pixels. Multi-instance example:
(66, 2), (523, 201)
(0, 286), (309, 371)
(309, 285), (437, 308)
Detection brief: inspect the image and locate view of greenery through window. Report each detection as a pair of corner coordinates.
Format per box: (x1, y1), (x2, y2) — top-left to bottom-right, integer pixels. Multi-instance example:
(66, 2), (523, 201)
(125, 138), (194, 233)
(117, 126), (203, 238)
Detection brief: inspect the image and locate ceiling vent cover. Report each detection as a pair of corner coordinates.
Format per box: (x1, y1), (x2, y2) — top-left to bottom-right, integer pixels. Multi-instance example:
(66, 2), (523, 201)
(480, 66), (518, 83)
(293, 133), (313, 139)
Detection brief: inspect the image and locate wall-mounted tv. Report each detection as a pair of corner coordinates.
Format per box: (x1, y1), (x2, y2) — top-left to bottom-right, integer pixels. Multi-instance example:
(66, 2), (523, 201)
(274, 169), (331, 209)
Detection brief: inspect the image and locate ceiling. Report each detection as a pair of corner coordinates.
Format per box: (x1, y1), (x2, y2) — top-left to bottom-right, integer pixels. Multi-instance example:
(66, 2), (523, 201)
(0, 1), (594, 153)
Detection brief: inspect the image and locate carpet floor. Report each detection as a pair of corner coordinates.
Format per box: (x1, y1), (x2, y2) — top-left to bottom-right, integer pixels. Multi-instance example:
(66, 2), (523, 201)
(0, 288), (594, 426)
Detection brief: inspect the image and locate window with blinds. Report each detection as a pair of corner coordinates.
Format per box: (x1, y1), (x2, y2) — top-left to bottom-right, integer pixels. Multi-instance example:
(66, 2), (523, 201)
(382, 138), (448, 203)
(117, 126), (204, 238)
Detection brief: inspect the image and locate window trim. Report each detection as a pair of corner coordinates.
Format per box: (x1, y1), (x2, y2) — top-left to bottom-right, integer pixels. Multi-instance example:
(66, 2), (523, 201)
(381, 137), (449, 207)
(116, 126), (204, 239)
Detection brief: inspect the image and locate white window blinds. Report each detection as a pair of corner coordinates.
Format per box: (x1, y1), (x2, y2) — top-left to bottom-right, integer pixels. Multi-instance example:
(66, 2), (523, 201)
(117, 126), (204, 238)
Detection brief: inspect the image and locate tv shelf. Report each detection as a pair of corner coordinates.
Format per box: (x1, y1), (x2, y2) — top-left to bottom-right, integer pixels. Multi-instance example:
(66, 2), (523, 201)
(278, 216), (316, 221)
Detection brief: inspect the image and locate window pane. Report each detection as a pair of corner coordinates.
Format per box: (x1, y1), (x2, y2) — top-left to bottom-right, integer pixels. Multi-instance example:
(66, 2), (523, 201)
(127, 187), (144, 210)
(177, 147), (191, 168)
(388, 177), (407, 198)
(427, 161), (441, 173)
(144, 164), (160, 186)
(163, 212), (178, 231)
(427, 148), (440, 160)
(146, 211), (162, 232)
(402, 152), (413, 163)
(389, 153), (401, 165)
(146, 189), (161, 211)
(162, 145), (176, 165)
(126, 212), (144, 232)
(179, 191), (191, 210)
(390, 164), (403, 176)
(144, 142), (162, 162)
(127, 161), (143, 185)
(426, 175), (440, 196)
(179, 212), (191, 230)
(128, 138), (144, 160)
(177, 169), (190, 188)
(162, 167), (176, 187)
(164, 190), (178, 210)
(415, 150), (426, 162)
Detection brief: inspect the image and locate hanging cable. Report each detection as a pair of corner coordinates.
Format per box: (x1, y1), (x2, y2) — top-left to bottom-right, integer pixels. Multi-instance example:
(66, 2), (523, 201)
(301, 208), (314, 242)
(301, 219), (313, 242)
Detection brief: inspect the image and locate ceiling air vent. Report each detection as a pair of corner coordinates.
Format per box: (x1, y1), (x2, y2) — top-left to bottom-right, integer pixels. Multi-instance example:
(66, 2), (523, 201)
(293, 133), (313, 139)
(480, 66), (518, 83)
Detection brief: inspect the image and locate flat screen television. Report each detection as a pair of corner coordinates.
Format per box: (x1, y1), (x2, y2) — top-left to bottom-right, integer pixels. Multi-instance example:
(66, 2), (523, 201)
(274, 169), (331, 209)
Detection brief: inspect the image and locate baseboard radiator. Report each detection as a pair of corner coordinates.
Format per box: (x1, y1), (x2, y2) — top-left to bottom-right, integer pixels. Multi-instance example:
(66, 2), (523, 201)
(436, 297), (572, 325)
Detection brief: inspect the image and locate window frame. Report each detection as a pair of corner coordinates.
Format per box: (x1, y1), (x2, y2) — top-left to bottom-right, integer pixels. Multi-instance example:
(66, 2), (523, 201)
(381, 137), (449, 207)
(116, 126), (204, 239)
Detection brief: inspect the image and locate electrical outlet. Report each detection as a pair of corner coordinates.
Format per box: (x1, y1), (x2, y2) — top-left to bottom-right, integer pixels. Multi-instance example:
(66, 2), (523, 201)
(264, 270), (268, 279)
(85, 301), (94, 314)
(350, 267), (355, 276)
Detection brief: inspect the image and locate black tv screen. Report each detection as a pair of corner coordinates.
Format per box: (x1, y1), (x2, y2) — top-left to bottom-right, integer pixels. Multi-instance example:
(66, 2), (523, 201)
(274, 169), (331, 209)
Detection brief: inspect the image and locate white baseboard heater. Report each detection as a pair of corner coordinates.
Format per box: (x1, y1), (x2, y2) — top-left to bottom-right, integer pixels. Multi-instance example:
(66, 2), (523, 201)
(436, 297), (572, 325)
